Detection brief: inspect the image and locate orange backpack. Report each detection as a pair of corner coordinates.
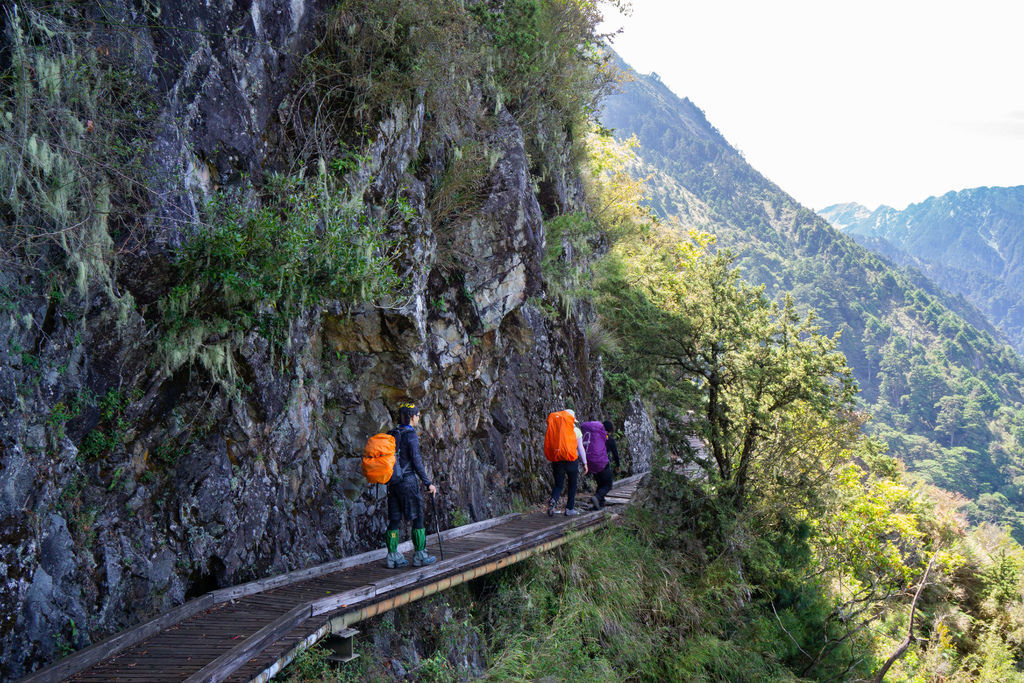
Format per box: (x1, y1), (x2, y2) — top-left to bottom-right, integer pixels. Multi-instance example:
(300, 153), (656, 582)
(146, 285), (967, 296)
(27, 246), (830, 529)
(544, 411), (578, 462)
(363, 430), (403, 484)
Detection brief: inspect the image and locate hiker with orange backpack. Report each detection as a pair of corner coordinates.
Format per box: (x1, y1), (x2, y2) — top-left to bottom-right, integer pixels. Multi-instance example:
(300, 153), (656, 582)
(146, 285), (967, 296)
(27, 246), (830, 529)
(544, 408), (588, 517)
(382, 403), (437, 568)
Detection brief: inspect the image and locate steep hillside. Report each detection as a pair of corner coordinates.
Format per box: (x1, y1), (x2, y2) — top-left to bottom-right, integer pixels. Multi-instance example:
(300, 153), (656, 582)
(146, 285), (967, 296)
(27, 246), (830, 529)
(820, 187), (1024, 352)
(600, 58), (1024, 539)
(0, 1), (636, 676)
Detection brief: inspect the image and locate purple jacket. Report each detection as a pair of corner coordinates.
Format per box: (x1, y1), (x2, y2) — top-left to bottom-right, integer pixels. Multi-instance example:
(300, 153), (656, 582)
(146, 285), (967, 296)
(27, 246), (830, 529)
(579, 421), (609, 472)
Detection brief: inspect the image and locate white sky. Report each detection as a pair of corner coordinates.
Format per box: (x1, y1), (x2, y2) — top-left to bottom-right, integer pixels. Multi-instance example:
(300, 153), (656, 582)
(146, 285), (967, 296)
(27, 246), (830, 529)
(600, 0), (1024, 210)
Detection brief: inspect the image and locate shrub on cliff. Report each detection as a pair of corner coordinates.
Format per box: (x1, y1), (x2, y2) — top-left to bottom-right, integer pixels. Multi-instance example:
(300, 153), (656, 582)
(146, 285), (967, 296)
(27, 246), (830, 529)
(158, 171), (403, 385)
(294, 0), (619, 173)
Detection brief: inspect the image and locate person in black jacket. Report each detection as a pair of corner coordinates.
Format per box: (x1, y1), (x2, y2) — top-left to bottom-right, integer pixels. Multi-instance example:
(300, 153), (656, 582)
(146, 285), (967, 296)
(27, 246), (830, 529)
(384, 403), (438, 568)
(603, 420), (621, 474)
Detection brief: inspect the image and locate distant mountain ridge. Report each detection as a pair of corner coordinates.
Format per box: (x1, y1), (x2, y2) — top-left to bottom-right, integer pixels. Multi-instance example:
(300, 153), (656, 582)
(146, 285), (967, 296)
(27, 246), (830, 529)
(600, 56), (1024, 538)
(820, 187), (1024, 352)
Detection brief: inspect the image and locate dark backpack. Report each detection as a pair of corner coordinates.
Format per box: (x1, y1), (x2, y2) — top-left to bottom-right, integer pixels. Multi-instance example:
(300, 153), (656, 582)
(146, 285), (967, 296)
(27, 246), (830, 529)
(391, 426), (411, 479)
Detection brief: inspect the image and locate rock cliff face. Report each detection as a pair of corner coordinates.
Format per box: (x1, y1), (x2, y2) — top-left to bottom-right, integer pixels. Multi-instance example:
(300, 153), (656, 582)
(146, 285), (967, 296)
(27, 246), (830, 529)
(0, 1), (631, 675)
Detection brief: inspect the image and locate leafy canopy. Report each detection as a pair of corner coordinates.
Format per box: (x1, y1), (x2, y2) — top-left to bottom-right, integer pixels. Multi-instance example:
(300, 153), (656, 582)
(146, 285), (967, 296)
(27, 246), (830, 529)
(597, 227), (857, 504)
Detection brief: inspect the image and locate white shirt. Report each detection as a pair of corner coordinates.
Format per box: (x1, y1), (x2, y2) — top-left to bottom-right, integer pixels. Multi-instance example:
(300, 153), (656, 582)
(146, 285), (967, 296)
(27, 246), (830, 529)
(574, 426), (587, 466)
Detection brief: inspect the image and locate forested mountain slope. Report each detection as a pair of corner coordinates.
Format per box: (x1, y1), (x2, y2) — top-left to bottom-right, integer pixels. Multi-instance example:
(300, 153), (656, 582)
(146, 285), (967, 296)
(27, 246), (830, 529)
(821, 187), (1024, 353)
(600, 58), (1024, 538)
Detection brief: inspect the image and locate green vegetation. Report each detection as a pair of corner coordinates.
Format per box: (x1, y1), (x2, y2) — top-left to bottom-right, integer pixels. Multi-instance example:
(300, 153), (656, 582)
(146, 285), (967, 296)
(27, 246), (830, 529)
(280, 643), (369, 682)
(0, 3), (154, 319)
(536, 106), (1024, 678)
(429, 143), (493, 232)
(597, 227), (855, 505)
(46, 389), (93, 445)
(158, 171), (401, 384)
(472, 481), (1024, 681)
(78, 388), (138, 461)
(298, 0), (616, 181)
(542, 211), (599, 314)
(469, 0), (618, 155)
(298, 0), (482, 155)
(539, 130), (650, 321)
(601, 63), (1024, 541)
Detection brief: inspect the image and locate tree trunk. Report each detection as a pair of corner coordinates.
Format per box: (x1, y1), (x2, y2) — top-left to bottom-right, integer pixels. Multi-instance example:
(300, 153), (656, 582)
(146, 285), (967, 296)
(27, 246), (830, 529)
(873, 551), (939, 683)
(707, 373), (728, 480)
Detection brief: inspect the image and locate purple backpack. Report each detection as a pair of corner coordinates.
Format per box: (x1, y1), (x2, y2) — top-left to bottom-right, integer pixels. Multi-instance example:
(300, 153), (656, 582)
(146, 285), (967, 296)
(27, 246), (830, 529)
(579, 421), (609, 472)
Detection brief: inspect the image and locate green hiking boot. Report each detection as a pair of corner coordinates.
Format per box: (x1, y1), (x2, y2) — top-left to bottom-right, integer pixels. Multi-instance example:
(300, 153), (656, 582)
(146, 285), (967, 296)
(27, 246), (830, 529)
(412, 527), (436, 567)
(384, 529), (408, 569)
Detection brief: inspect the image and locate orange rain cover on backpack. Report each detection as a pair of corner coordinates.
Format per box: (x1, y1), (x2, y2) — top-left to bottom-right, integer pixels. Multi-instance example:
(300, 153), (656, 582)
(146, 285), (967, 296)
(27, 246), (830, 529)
(362, 433), (397, 484)
(544, 411), (578, 462)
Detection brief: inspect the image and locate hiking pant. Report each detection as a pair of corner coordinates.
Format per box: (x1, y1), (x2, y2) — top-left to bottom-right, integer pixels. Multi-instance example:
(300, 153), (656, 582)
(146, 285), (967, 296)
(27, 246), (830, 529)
(549, 460), (579, 510)
(387, 475), (424, 531)
(593, 466), (614, 507)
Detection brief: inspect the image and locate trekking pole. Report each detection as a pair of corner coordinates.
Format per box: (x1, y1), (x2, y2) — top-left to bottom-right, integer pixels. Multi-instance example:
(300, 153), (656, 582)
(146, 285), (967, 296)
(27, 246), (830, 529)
(432, 490), (444, 560)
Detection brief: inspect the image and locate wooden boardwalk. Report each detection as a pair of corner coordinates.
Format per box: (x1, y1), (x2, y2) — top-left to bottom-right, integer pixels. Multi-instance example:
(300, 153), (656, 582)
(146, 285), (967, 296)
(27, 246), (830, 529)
(23, 474), (647, 683)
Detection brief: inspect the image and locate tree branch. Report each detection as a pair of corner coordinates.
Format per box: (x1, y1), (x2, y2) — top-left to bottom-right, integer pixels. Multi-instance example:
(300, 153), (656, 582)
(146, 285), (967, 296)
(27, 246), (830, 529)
(872, 550), (939, 683)
(771, 600), (812, 662)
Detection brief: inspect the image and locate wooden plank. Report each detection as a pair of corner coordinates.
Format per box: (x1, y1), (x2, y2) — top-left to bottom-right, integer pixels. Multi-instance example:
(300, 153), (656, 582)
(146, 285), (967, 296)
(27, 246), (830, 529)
(208, 514), (520, 603)
(233, 605), (305, 619)
(300, 575), (373, 591)
(88, 672), (205, 682)
(432, 539), (482, 554)
(261, 585), (339, 599)
(80, 667), (204, 678)
(140, 629), (259, 641)
(181, 605), (311, 683)
(236, 591), (303, 603)
(76, 675), (199, 682)
(23, 593), (217, 683)
(223, 618), (326, 683)
(304, 584), (377, 618)
(311, 510), (609, 617)
(75, 662), (207, 676)
(469, 531), (515, 542)
(610, 473), (647, 490)
(134, 628), (261, 642)
(492, 519), (543, 530)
